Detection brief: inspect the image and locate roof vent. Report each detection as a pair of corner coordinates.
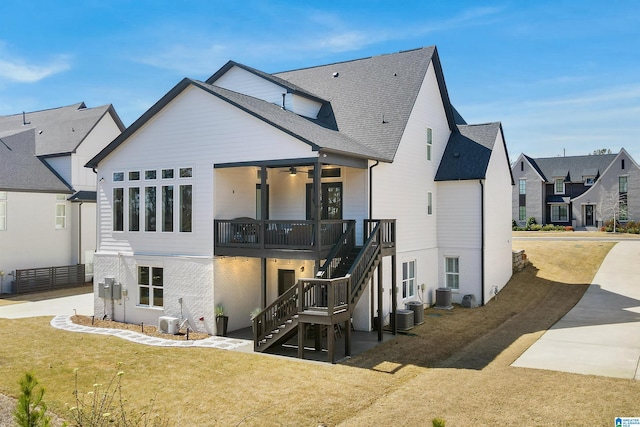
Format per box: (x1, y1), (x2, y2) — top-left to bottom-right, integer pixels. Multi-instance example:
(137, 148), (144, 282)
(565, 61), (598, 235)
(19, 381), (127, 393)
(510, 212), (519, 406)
(332, 72), (339, 78)
(454, 152), (460, 158)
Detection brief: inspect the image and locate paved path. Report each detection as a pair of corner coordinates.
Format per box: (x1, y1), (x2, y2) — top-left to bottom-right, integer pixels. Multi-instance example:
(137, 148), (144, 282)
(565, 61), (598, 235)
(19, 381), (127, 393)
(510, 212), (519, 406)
(0, 292), (252, 351)
(512, 240), (640, 379)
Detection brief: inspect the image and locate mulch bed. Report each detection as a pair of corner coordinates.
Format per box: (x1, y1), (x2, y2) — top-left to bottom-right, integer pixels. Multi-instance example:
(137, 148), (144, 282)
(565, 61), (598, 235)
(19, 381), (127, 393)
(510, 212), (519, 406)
(70, 315), (211, 341)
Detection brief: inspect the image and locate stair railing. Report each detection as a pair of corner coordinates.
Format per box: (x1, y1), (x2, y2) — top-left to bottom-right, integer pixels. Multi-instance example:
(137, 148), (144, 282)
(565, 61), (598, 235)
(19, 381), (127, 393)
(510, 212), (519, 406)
(347, 220), (382, 306)
(316, 220), (356, 279)
(253, 283), (300, 350)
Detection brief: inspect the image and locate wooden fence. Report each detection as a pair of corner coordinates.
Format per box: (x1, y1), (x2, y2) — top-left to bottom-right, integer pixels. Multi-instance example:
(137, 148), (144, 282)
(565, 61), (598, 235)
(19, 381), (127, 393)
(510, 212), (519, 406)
(14, 264), (86, 294)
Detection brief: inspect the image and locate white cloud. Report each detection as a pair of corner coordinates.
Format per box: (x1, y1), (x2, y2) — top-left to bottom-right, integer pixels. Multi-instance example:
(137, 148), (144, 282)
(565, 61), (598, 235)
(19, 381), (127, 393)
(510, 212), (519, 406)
(0, 51), (70, 83)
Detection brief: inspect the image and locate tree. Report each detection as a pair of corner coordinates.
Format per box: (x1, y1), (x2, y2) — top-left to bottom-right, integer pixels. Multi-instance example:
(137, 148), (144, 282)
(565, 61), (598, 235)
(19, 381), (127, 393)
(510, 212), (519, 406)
(14, 372), (50, 427)
(591, 148), (612, 155)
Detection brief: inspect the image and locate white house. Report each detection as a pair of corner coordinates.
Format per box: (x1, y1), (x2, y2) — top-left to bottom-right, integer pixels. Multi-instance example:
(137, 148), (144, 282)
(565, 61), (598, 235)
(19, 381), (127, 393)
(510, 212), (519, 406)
(0, 103), (124, 293)
(87, 46), (513, 361)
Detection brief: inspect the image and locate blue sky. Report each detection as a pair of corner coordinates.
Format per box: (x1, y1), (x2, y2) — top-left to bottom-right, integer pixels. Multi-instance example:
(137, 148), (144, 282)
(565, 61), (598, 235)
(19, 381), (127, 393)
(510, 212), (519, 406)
(1, 1), (639, 161)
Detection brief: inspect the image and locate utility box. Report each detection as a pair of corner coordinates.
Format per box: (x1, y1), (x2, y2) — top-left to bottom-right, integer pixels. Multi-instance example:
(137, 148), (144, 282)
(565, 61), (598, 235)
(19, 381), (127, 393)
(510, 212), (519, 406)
(405, 301), (425, 325)
(461, 294), (478, 308)
(99, 277), (116, 299)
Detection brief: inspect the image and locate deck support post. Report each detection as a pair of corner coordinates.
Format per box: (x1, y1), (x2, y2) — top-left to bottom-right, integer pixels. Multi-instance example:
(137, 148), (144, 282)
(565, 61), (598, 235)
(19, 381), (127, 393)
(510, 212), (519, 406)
(391, 254), (397, 335)
(298, 321), (305, 359)
(345, 319), (351, 357)
(377, 262), (383, 342)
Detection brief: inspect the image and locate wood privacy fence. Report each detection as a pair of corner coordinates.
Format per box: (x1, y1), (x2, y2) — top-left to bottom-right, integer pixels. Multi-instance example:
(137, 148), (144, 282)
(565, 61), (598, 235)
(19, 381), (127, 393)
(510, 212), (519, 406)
(15, 264), (86, 294)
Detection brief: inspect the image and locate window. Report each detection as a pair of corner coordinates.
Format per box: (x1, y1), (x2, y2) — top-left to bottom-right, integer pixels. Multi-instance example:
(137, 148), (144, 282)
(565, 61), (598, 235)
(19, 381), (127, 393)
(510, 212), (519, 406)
(427, 191), (433, 215)
(619, 176), (628, 193)
(162, 185), (173, 232)
(620, 198), (629, 221)
(145, 187), (156, 232)
(306, 168), (341, 179)
(129, 188), (140, 231)
(402, 261), (415, 299)
(162, 169), (174, 179)
(584, 177), (595, 186)
(138, 266), (163, 308)
(622, 159), (625, 170)
(179, 167), (193, 178)
(306, 183), (343, 220)
(445, 257), (459, 290)
(55, 194), (66, 229)
(113, 172), (124, 182)
(554, 178), (565, 194)
(0, 191), (6, 231)
(551, 204), (569, 222)
(426, 127), (432, 161)
(145, 170), (156, 180)
(113, 188), (124, 231)
(519, 206), (526, 221)
(179, 184), (192, 232)
(129, 171), (140, 181)
(519, 179), (526, 195)
(520, 161), (524, 171)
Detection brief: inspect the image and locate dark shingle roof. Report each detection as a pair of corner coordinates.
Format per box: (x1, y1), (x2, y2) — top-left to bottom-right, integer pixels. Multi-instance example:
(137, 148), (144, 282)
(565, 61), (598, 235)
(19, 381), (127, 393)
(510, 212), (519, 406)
(0, 128), (72, 192)
(435, 123), (502, 181)
(274, 46), (457, 161)
(0, 103), (124, 157)
(68, 190), (97, 202)
(527, 154), (617, 182)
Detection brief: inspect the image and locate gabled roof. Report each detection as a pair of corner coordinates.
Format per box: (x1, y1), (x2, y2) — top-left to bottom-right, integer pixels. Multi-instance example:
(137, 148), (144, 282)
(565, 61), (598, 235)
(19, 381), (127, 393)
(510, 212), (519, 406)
(0, 103), (125, 157)
(435, 122), (507, 181)
(206, 61), (328, 104)
(274, 46), (458, 161)
(68, 190), (97, 202)
(524, 153), (617, 183)
(87, 78), (387, 168)
(0, 128), (72, 193)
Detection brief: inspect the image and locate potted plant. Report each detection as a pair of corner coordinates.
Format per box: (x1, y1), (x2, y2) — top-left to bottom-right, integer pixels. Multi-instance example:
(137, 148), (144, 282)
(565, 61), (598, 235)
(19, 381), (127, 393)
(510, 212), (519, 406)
(250, 307), (262, 335)
(215, 304), (228, 337)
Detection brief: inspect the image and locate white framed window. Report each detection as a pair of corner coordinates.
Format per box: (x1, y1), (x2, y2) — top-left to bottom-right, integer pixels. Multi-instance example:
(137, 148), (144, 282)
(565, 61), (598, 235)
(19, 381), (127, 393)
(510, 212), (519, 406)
(138, 266), (163, 308)
(129, 187), (140, 231)
(427, 191), (433, 215)
(0, 191), (6, 231)
(113, 188), (124, 231)
(584, 177), (595, 186)
(128, 171), (140, 181)
(55, 194), (66, 229)
(554, 178), (565, 194)
(519, 179), (526, 195)
(402, 260), (416, 299)
(445, 257), (459, 290)
(113, 172), (124, 182)
(551, 204), (569, 222)
(426, 127), (432, 161)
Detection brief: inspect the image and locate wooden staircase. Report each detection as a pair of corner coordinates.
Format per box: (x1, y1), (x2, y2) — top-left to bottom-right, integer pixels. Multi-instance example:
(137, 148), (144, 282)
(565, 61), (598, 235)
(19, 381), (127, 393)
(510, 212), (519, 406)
(251, 220), (394, 362)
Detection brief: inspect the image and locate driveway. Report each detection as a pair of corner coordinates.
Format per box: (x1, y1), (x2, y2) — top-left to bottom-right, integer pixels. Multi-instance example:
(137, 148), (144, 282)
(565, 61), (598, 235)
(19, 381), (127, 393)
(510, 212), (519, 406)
(0, 291), (93, 319)
(512, 240), (640, 379)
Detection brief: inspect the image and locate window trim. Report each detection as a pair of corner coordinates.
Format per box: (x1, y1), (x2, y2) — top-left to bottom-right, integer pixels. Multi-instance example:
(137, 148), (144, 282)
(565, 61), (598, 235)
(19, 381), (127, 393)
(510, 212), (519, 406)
(519, 179), (526, 195)
(0, 191), (7, 231)
(427, 191), (433, 216)
(402, 260), (416, 299)
(550, 204), (569, 222)
(138, 266), (164, 308)
(426, 127), (432, 161)
(519, 206), (526, 221)
(55, 194), (67, 230)
(619, 175), (628, 194)
(444, 256), (459, 290)
(554, 178), (565, 194)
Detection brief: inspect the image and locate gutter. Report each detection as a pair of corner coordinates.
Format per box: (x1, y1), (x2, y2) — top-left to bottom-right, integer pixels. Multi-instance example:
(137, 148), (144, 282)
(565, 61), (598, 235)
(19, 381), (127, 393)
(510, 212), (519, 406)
(369, 160), (380, 219)
(480, 179), (485, 305)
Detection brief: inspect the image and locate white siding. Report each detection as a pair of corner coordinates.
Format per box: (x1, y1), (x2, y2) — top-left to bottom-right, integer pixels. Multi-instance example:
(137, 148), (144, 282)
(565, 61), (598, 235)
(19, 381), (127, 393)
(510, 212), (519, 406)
(95, 86), (316, 257)
(0, 192), (73, 280)
(44, 156), (71, 186)
(215, 66), (322, 119)
(483, 131), (513, 303)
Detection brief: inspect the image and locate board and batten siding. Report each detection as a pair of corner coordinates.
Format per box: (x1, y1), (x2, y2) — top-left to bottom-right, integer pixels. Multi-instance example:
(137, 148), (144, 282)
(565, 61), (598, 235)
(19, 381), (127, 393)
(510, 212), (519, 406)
(96, 85), (317, 257)
(482, 130), (513, 303)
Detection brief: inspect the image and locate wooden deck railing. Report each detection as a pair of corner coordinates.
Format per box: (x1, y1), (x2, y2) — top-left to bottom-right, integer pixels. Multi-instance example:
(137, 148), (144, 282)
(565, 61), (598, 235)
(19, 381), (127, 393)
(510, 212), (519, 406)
(316, 221), (356, 279)
(15, 264), (86, 294)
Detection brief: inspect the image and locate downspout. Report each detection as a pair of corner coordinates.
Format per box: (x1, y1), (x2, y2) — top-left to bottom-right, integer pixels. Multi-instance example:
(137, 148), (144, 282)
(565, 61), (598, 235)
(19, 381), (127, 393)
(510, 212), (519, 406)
(368, 160), (379, 329)
(479, 179), (485, 305)
(78, 201), (83, 265)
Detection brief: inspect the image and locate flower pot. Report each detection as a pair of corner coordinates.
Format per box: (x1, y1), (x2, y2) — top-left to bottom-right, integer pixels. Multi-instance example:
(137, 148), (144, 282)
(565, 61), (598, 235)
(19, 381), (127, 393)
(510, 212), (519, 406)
(216, 315), (228, 336)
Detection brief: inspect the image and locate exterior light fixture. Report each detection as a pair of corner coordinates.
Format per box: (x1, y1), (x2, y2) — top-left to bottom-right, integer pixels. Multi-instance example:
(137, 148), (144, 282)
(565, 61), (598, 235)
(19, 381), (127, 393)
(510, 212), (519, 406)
(289, 167), (297, 176)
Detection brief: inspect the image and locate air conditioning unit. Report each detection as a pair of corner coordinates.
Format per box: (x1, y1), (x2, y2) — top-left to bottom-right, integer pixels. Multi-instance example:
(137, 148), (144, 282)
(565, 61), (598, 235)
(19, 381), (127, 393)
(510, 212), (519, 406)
(158, 316), (179, 334)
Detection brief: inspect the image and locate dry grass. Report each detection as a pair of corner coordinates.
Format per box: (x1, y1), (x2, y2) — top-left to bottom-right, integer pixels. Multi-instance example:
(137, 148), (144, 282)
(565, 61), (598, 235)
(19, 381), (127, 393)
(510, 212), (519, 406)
(1, 241), (639, 426)
(70, 315), (211, 341)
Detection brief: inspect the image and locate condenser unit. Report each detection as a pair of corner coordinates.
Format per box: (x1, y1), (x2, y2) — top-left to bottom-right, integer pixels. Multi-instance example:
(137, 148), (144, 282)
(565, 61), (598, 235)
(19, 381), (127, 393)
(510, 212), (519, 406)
(158, 316), (179, 334)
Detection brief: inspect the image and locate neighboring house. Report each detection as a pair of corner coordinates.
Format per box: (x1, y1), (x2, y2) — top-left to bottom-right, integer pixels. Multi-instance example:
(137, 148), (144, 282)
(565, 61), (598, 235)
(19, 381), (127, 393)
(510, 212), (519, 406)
(86, 46), (513, 359)
(0, 103), (125, 292)
(512, 150), (640, 227)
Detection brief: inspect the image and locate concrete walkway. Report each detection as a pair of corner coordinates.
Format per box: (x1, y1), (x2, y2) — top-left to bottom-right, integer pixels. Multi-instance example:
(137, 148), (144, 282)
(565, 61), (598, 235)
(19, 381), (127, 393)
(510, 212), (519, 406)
(512, 240), (640, 379)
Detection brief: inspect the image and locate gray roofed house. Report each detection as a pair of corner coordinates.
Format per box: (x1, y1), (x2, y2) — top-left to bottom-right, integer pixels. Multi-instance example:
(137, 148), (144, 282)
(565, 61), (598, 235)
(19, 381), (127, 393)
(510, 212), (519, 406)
(512, 151), (638, 228)
(0, 102), (124, 290)
(85, 46), (514, 359)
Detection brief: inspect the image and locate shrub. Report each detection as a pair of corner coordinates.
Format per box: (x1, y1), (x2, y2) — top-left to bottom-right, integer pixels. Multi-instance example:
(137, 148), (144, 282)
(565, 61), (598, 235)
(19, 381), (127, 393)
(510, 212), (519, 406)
(14, 372), (51, 427)
(565, 226), (574, 231)
(526, 217), (537, 227)
(432, 418), (446, 427)
(528, 224), (542, 231)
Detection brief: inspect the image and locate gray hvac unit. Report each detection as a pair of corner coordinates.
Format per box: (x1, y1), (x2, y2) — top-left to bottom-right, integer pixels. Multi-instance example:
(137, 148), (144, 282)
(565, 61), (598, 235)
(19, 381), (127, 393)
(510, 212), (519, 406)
(405, 301), (425, 325)
(396, 309), (414, 331)
(435, 287), (453, 309)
